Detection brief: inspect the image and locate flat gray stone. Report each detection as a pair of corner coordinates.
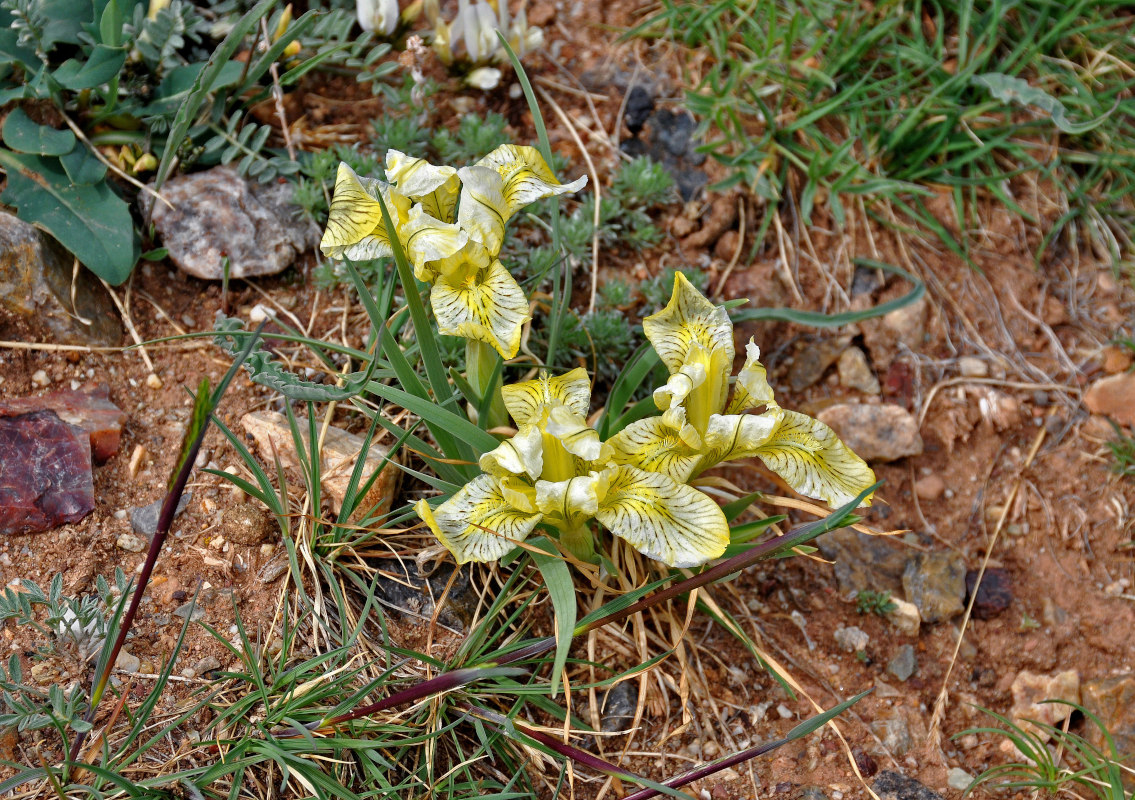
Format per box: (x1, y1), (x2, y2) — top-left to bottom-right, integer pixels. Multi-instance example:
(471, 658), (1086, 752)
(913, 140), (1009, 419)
(131, 492), (191, 536)
(887, 644), (917, 681)
(142, 167), (319, 280)
(903, 552), (966, 624)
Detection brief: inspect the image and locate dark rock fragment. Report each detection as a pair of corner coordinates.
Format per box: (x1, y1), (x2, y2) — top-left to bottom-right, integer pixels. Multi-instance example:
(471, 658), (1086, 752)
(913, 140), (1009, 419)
(0, 410), (94, 534)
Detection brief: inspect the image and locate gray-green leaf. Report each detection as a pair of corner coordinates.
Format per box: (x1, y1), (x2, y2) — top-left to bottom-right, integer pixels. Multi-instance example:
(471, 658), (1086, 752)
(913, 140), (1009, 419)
(2, 109), (76, 156)
(971, 72), (1115, 135)
(0, 149), (136, 284)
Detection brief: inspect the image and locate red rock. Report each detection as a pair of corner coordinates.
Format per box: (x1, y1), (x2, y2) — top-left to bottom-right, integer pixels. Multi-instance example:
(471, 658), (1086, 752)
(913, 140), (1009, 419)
(1083, 373), (1135, 428)
(0, 385), (125, 463)
(0, 410), (94, 534)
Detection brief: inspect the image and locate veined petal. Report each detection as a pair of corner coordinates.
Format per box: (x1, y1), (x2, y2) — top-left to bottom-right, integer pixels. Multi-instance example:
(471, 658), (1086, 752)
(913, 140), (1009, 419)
(701, 411), (781, 471)
(416, 477), (543, 564)
(544, 405), (607, 462)
(642, 271), (735, 375)
(713, 410), (876, 508)
(320, 163), (410, 260)
(479, 423), (543, 480)
(653, 361), (707, 411)
(385, 150), (460, 222)
(400, 204), (471, 282)
(456, 165), (508, 255)
(595, 466), (729, 568)
(430, 259), (530, 358)
(606, 409), (703, 483)
(501, 368), (591, 425)
(535, 472), (607, 526)
(474, 144), (588, 219)
(728, 339), (777, 413)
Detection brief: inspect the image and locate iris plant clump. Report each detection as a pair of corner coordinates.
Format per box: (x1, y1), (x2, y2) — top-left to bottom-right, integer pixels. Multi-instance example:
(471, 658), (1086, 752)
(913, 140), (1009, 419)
(320, 144), (876, 569)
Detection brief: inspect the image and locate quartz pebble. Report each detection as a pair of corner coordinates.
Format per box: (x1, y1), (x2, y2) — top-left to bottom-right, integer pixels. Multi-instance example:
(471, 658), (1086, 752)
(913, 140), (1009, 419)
(958, 357), (988, 378)
(0, 410), (94, 534)
(116, 533), (147, 553)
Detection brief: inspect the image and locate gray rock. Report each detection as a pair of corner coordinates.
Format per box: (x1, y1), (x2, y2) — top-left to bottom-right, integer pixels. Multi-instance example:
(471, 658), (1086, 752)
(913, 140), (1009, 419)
(838, 347), (881, 394)
(801, 788), (828, 800)
(883, 298), (927, 348)
(788, 337), (850, 392)
(131, 492), (191, 536)
(142, 167), (319, 280)
(902, 552), (965, 623)
(173, 601), (204, 622)
(946, 768), (973, 791)
(816, 403), (923, 462)
(373, 559), (478, 633)
(873, 771), (945, 800)
(0, 212), (122, 346)
(599, 681), (638, 732)
(192, 655), (222, 677)
(834, 625), (869, 652)
(887, 645), (917, 682)
(870, 711), (913, 755)
(817, 529), (909, 596)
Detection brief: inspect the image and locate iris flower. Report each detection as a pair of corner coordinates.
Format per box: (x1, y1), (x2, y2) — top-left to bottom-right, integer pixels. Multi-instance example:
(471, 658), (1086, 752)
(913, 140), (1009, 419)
(356, 0), (400, 35)
(416, 369), (731, 568)
(319, 145), (586, 359)
(607, 272), (876, 508)
(426, 0), (544, 86)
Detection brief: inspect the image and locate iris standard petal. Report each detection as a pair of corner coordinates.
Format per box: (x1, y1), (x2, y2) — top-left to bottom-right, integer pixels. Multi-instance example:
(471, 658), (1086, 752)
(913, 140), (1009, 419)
(642, 271), (735, 374)
(416, 476), (544, 564)
(728, 339), (777, 414)
(501, 368), (591, 425)
(456, 164), (508, 255)
(474, 144), (588, 219)
(595, 465), (729, 568)
(429, 258), (530, 358)
(544, 405), (607, 462)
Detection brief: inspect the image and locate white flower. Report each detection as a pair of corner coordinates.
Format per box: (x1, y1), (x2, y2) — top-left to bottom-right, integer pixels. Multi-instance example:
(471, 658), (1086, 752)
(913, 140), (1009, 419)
(465, 66), (502, 90)
(357, 0), (399, 35)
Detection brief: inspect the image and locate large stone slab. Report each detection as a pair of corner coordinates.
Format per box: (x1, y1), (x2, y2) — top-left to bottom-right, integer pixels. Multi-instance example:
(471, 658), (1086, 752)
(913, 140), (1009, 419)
(240, 411), (397, 518)
(0, 385), (125, 463)
(142, 167), (319, 280)
(0, 410), (94, 534)
(0, 212), (122, 346)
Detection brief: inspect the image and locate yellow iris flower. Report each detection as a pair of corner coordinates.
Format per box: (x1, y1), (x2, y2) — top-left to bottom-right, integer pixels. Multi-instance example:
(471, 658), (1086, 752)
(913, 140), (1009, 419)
(319, 145), (586, 359)
(415, 369), (731, 568)
(607, 272), (876, 508)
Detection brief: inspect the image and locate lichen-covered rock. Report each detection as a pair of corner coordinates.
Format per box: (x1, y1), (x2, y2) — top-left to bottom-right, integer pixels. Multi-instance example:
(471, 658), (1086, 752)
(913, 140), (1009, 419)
(816, 403), (923, 462)
(1080, 673), (1135, 773)
(817, 528), (909, 596)
(1010, 669), (1080, 739)
(142, 167), (319, 280)
(0, 212), (122, 346)
(0, 410), (94, 534)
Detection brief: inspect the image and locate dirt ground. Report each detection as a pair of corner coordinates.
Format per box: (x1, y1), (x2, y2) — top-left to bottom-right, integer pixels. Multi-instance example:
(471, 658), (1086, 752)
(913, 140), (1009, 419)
(2, 2), (1134, 798)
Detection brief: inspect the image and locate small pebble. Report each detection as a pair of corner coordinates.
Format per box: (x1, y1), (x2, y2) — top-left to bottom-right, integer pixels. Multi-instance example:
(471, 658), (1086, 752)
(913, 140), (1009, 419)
(958, 357), (988, 378)
(834, 625), (870, 652)
(146, 373), (162, 389)
(31, 369), (50, 387)
(914, 475), (945, 501)
(115, 650), (141, 672)
(947, 768), (974, 791)
(181, 667), (197, 679)
(128, 444), (147, 478)
(777, 703), (794, 719)
(193, 655), (221, 677)
(116, 533), (147, 553)
(113, 509), (128, 520)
